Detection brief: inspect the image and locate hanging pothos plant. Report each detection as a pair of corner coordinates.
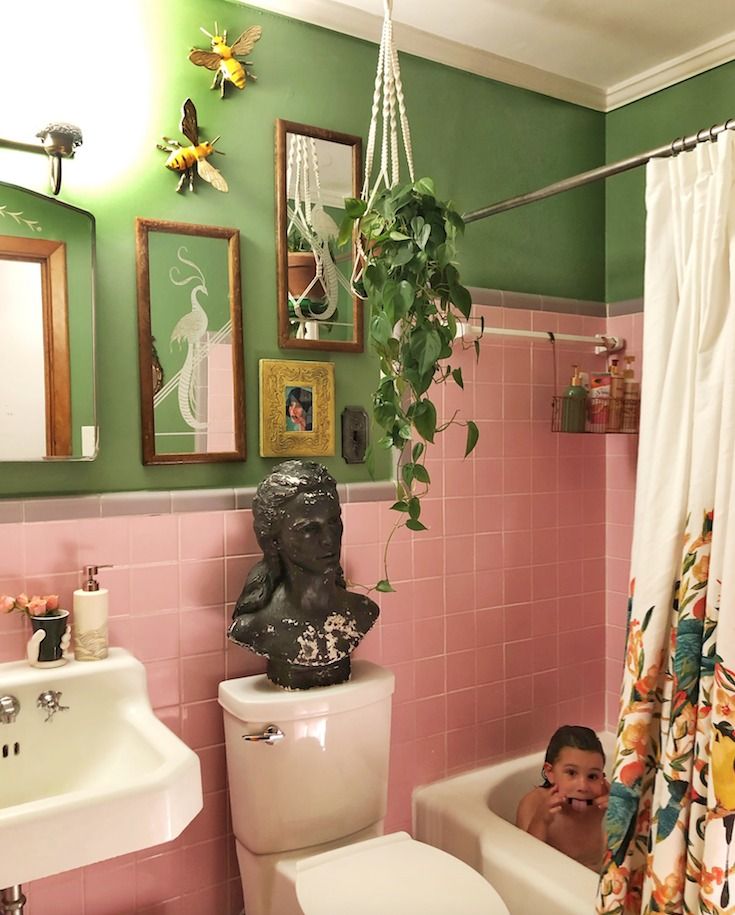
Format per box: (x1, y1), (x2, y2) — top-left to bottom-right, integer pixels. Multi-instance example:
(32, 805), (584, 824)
(341, 176), (480, 592)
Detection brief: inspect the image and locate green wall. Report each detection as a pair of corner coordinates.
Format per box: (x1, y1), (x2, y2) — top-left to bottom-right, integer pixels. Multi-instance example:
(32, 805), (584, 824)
(1, 0), (606, 498)
(606, 60), (735, 303)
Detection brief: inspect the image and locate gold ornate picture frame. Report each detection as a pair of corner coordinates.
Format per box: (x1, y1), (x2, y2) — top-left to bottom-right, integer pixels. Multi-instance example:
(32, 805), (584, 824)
(259, 359), (335, 457)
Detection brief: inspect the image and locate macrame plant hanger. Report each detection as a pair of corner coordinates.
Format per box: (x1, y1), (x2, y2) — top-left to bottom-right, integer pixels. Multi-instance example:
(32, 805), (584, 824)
(352, 0), (416, 290)
(286, 133), (340, 333)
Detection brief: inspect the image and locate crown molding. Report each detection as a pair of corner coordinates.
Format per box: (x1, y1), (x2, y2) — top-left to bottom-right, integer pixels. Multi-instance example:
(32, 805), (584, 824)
(238, 0), (607, 110)
(605, 29), (735, 111)
(238, 0), (735, 114)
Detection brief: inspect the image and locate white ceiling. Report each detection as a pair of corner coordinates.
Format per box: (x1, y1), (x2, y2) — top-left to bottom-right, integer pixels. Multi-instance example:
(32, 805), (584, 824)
(242, 0), (735, 110)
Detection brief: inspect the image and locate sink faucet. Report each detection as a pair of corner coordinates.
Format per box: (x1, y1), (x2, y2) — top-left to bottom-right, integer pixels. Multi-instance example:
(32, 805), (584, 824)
(37, 690), (69, 722)
(0, 695), (20, 724)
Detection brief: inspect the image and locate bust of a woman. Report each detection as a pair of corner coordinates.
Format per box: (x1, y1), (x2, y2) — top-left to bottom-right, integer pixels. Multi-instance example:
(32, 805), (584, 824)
(228, 460), (379, 689)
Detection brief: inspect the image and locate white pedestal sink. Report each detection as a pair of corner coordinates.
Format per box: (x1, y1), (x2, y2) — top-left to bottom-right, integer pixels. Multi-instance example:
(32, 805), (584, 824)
(0, 648), (202, 887)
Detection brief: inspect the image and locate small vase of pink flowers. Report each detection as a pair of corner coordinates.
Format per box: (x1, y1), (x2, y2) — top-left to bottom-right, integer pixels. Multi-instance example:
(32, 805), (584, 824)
(1, 593), (70, 667)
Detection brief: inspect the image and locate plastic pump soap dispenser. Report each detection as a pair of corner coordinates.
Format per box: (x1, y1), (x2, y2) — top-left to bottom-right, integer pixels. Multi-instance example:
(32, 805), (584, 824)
(73, 565), (111, 661)
(561, 364), (587, 432)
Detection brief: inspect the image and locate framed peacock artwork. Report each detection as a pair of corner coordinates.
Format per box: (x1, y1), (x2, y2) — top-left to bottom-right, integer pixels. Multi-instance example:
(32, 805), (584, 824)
(135, 218), (245, 464)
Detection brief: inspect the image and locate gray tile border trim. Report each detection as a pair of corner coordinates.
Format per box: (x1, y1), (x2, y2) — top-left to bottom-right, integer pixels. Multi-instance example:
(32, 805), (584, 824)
(466, 287), (607, 317)
(1, 481), (397, 525)
(24, 496), (102, 523)
(608, 297), (644, 316)
(466, 286), (503, 307)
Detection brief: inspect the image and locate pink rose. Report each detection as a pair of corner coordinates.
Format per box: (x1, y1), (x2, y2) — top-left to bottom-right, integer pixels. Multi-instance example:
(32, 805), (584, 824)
(43, 594), (60, 611)
(15, 593), (29, 609)
(27, 596), (48, 615)
(0, 595), (15, 613)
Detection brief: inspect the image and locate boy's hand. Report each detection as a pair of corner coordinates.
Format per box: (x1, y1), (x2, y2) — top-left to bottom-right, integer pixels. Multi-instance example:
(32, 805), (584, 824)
(594, 776), (611, 811)
(540, 785), (565, 822)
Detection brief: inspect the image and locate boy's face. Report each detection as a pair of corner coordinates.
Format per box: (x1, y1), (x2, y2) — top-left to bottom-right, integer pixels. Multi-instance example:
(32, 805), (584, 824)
(544, 747), (605, 802)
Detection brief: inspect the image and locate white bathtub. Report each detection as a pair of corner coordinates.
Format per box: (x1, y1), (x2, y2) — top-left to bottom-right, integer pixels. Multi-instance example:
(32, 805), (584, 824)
(413, 738), (613, 915)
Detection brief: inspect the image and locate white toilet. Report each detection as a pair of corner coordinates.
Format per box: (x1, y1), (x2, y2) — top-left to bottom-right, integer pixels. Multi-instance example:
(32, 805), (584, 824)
(219, 660), (509, 915)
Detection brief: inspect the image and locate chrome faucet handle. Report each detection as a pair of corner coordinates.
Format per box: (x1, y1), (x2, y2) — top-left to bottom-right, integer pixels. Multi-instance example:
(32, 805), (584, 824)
(37, 689), (69, 722)
(241, 724), (284, 746)
(0, 695), (20, 724)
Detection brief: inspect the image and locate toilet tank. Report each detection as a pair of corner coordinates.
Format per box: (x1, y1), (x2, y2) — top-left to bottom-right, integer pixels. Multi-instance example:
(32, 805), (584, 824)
(219, 660), (395, 855)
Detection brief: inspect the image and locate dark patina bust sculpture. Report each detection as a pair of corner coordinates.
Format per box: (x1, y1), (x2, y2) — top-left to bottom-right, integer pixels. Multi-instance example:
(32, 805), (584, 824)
(228, 460), (379, 689)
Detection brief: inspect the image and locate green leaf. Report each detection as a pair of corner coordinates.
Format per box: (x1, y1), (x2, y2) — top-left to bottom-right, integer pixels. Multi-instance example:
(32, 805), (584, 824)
(370, 312), (393, 346)
(344, 197), (367, 219)
(337, 214), (354, 248)
(407, 496), (421, 520)
(397, 280), (414, 318)
(413, 400), (437, 443)
(418, 329), (442, 375)
(412, 442), (424, 462)
(413, 464), (431, 484)
(376, 579), (395, 593)
(452, 367), (464, 389)
(415, 177), (436, 197)
(391, 245), (415, 267)
(474, 339), (480, 360)
(390, 500), (410, 512)
(406, 519), (428, 532)
(402, 463), (415, 487)
(417, 223), (431, 249)
(464, 420), (479, 457)
(450, 281), (473, 319)
(389, 230), (412, 241)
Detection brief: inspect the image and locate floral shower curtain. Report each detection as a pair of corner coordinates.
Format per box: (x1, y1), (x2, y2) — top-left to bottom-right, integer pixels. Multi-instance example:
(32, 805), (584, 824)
(597, 131), (735, 914)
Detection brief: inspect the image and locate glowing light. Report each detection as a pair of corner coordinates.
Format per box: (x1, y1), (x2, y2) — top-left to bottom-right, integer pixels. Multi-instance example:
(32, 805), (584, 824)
(0, 0), (156, 195)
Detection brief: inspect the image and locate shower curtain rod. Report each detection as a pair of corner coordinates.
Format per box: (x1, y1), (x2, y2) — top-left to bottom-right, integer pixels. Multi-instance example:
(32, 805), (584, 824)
(463, 117), (735, 223)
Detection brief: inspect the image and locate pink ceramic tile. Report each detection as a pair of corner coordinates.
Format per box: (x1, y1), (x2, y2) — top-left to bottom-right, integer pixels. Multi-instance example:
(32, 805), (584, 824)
(136, 849), (185, 909)
(181, 651), (226, 704)
(343, 543), (381, 588)
(474, 383), (503, 420)
(532, 634), (558, 671)
(225, 556), (257, 603)
(503, 493), (532, 531)
(474, 533), (503, 572)
(28, 868), (85, 914)
(503, 530), (533, 568)
(411, 576), (445, 618)
(415, 695), (447, 739)
(130, 563), (180, 614)
(124, 516), (175, 567)
(145, 658), (181, 709)
(224, 509), (257, 556)
(181, 699), (224, 749)
(419, 498), (445, 536)
(447, 649), (476, 691)
(179, 512), (225, 561)
(475, 497), (503, 533)
(390, 700), (417, 744)
(444, 460), (476, 498)
(447, 688), (477, 729)
(503, 309), (533, 331)
(23, 520), (80, 575)
(380, 621), (414, 665)
(447, 725), (477, 771)
(476, 716), (505, 761)
(413, 537), (445, 579)
(504, 674), (534, 716)
(532, 562), (559, 601)
(503, 602), (532, 641)
(474, 459), (503, 497)
(503, 384), (531, 421)
(503, 457), (531, 495)
(476, 570), (503, 609)
(182, 791), (228, 846)
(197, 744), (228, 795)
(415, 655), (446, 698)
(533, 669), (559, 708)
(476, 644), (505, 685)
(412, 733), (447, 785)
(83, 859), (136, 914)
(342, 501), (381, 546)
(0, 524), (23, 577)
(180, 558), (225, 611)
(506, 710), (534, 755)
(475, 421), (504, 458)
(504, 567), (533, 605)
(532, 599), (559, 637)
(181, 837), (229, 893)
(502, 421), (533, 458)
(378, 581), (414, 623)
(445, 572), (476, 613)
(180, 606), (226, 656)
(476, 682), (506, 722)
(444, 498), (475, 536)
(414, 617), (445, 658)
(502, 346), (531, 383)
(133, 611), (180, 661)
(505, 639), (535, 678)
(445, 535), (475, 574)
(446, 611), (476, 652)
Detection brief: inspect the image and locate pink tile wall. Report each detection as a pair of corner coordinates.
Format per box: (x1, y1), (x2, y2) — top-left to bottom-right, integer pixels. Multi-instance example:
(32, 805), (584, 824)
(604, 313), (644, 728)
(0, 305), (635, 914)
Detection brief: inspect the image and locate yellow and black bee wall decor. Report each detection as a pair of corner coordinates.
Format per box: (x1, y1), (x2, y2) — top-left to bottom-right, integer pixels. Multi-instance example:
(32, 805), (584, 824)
(188, 23), (263, 99)
(157, 98), (228, 193)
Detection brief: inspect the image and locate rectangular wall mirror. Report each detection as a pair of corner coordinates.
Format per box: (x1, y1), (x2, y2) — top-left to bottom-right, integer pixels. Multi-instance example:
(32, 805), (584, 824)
(135, 218), (245, 464)
(275, 119), (363, 352)
(0, 181), (96, 461)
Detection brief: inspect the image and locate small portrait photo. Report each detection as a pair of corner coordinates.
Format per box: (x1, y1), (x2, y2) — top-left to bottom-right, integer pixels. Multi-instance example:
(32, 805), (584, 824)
(285, 385), (313, 432)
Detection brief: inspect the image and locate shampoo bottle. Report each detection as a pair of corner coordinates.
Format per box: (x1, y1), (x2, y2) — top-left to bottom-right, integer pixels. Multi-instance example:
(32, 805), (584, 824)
(561, 364), (587, 433)
(73, 565), (110, 661)
(607, 359), (624, 432)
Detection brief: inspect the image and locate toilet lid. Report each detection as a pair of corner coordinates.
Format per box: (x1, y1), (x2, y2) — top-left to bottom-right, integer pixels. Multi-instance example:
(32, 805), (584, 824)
(295, 832), (509, 915)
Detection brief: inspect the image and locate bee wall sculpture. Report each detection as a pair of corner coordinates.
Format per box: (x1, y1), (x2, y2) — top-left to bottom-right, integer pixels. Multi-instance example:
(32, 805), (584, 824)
(157, 98), (228, 193)
(189, 23), (263, 99)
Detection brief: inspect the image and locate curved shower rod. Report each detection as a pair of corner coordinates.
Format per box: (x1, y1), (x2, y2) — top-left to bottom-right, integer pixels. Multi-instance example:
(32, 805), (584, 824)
(463, 117), (735, 223)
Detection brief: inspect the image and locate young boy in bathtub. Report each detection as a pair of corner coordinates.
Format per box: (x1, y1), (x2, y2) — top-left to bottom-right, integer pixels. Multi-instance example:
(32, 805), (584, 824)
(515, 725), (609, 872)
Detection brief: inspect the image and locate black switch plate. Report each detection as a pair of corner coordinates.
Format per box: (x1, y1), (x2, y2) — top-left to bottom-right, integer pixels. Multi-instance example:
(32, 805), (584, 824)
(341, 406), (369, 463)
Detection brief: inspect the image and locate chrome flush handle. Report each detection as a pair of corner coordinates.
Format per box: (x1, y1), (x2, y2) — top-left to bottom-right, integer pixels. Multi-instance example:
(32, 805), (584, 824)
(242, 724), (284, 746)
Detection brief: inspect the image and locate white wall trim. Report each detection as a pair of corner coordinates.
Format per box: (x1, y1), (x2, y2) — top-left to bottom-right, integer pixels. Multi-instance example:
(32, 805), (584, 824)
(239, 0), (735, 113)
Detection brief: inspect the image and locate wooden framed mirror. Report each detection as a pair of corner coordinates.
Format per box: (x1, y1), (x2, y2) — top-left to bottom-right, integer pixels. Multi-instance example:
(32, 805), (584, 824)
(275, 119), (363, 352)
(135, 218), (245, 464)
(0, 181), (96, 462)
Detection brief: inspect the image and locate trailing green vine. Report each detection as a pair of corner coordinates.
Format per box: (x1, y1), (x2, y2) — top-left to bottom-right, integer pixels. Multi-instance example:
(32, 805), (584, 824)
(341, 177), (480, 592)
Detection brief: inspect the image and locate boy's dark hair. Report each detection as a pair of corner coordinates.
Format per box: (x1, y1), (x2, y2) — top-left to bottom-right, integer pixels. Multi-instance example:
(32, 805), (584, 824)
(541, 725), (605, 787)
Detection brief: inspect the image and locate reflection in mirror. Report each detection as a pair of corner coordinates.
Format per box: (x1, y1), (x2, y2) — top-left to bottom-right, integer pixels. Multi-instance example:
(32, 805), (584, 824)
(275, 119), (363, 352)
(135, 219), (245, 465)
(0, 182), (96, 461)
